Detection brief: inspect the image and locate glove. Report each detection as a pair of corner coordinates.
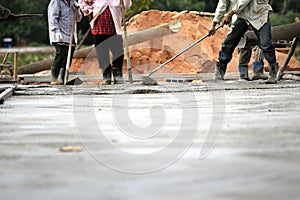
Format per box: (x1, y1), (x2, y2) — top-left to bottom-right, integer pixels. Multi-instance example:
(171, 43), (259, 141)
(55, 32), (63, 42)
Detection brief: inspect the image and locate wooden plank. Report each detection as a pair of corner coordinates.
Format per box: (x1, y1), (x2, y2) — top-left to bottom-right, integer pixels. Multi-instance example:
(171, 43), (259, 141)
(277, 37), (299, 81)
(0, 86), (16, 104)
(189, 11), (215, 17)
(0, 46), (54, 54)
(13, 52), (18, 81)
(19, 74), (100, 83)
(171, 11), (215, 19)
(17, 46), (95, 75)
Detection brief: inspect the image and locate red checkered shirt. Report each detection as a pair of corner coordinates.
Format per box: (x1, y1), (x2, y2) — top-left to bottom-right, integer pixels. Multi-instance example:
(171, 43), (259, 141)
(91, 7), (116, 35)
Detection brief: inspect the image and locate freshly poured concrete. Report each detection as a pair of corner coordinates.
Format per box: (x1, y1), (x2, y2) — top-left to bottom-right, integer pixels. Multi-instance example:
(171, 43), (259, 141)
(0, 80), (300, 200)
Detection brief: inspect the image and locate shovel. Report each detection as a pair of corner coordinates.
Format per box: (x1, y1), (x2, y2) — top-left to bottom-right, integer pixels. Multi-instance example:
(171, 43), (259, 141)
(142, 25), (223, 85)
(64, 6), (82, 85)
(121, 0), (133, 83)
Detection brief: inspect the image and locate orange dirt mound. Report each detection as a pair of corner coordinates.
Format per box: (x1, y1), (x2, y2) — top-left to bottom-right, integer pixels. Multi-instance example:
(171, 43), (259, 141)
(70, 10), (300, 75)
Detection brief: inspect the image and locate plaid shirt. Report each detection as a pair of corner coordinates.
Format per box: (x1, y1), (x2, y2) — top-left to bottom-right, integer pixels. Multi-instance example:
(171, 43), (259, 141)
(91, 7), (116, 35)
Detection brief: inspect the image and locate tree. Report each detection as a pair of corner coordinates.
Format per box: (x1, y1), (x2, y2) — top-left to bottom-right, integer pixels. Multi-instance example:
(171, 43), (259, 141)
(0, 0), (154, 46)
(281, 0), (291, 15)
(150, 0), (206, 12)
(0, 0), (49, 46)
(127, 0), (154, 18)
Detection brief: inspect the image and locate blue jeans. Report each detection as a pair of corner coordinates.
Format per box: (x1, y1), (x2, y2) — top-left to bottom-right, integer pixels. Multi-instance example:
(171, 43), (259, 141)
(218, 17), (276, 66)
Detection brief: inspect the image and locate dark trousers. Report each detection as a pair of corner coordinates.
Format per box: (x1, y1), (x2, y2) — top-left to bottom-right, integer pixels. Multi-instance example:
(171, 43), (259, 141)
(52, 44), (75, 79)
(94, 34), (124, 80)
(219, 17), (276, 66)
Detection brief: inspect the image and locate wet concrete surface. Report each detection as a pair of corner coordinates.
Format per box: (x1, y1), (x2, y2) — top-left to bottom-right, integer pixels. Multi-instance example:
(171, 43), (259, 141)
(0, 79), (300, 200)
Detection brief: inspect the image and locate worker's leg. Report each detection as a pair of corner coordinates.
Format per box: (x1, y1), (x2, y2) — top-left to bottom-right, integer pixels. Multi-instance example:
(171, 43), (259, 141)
(215, 18), (249, 80)
(238, 46), (252, 80)
(52, 44), (68, 84)
(252, 46), (268, 80)
(58, 45), (75, 84)
(110, 34), (125, 84)
(254, 17), (278, 84)
(94, 34), (112, 85)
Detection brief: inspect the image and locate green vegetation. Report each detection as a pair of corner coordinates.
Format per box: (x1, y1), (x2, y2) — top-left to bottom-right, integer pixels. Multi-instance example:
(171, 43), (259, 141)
(3, 52), (54, 67)
(295, 46), (300, 61)
(270, 11), (299, 26)
(127, 0), (154, 18)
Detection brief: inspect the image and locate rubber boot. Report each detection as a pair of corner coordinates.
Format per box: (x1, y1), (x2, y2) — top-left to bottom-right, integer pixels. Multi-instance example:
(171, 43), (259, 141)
(112, 65), (125, 84)
(214, 62), (227, 81)
(51, 66), (60, 85)
(265, 63), (278, 84)
(102, 66), (112, 85)
(58, 68), (65, 85)
(238, 65), (250, 81)
(252, 61), (268, 80)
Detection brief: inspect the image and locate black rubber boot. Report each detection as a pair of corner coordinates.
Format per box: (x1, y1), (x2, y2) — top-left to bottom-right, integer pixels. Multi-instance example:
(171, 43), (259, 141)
(51, 66), (60, 84)
(238, 65), (250, 81)
(102, 66), (112, 85)
(112, 63), (125, 84)
(113, 72), (125, 84)
(214, 62), (227, 81)
(58, 68), (65, 84)
(265, 63), (278, 84)
(252, 61), (268, 80)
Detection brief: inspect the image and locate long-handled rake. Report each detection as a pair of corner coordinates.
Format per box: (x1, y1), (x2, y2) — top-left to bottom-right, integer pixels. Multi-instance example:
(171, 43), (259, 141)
(142, 25), (223, 85)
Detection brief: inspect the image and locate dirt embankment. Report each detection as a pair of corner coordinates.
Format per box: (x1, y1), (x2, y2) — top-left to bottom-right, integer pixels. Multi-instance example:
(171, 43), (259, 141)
(71, 10), (300, 75)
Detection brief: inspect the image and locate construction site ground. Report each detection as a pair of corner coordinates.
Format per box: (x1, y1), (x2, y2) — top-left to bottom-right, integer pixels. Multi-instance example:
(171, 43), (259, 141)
(1, 73), (300, 200)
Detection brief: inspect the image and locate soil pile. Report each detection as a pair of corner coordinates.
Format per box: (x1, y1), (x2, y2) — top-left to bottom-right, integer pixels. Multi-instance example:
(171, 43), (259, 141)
(71, 10), (300, 75)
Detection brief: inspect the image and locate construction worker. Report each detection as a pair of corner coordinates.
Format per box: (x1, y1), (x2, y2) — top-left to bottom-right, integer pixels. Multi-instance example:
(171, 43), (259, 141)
(209, 0), (278, 84)
(78, 0), (132, 85)
(238, 45), (268, 81)
(231, 14), (267, 81)
(48, 0), (82, 85)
